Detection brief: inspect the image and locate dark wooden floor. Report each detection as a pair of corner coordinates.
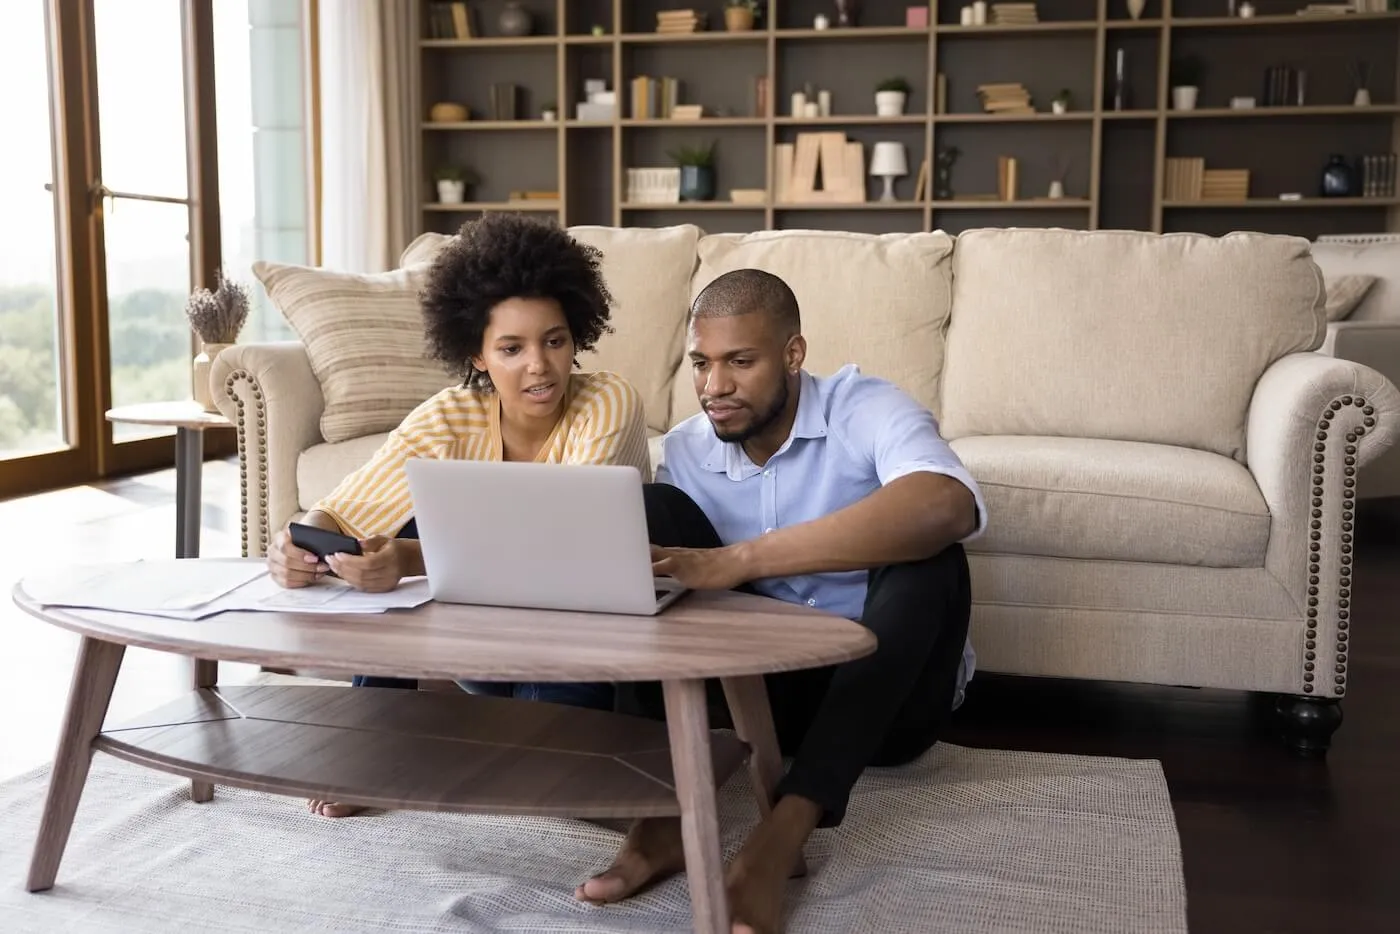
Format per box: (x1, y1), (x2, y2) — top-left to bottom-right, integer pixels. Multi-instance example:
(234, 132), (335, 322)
(947, 499), (1400, 934)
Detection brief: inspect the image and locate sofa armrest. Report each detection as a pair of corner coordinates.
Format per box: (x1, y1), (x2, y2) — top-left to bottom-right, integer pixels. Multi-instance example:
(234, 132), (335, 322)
(1247, 352), (1399, 698)
(211, 342), (325, 557)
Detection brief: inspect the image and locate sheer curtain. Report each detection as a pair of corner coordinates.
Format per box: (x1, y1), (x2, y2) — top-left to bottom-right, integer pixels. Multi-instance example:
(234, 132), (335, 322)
(317, 0), (415, 272)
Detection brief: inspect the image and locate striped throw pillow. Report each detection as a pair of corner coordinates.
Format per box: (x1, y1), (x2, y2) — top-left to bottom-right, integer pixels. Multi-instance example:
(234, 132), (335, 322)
(253, 260), (458, 444)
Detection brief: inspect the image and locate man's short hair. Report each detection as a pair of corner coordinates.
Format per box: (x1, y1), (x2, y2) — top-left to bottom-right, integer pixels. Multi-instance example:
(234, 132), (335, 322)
(689, 268), (801, 337)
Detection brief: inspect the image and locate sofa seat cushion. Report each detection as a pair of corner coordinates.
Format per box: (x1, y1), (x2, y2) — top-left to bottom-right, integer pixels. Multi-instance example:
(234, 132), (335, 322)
(950, 436), (1270, 568)
(298, 432), (390, 512)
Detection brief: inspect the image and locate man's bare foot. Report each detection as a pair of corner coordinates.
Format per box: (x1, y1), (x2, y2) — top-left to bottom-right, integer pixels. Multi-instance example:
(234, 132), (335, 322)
(575, 817), (686, 904)
(725, 796), (822, 934)
(307, 799), (365, 818)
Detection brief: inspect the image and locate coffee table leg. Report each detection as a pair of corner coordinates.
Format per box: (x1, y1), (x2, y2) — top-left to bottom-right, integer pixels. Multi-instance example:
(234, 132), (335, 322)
(662, 678), (729, 934)
(720, 676), (807, 878)
(27, 636), (125, 892)
(189, 658), (219, 803)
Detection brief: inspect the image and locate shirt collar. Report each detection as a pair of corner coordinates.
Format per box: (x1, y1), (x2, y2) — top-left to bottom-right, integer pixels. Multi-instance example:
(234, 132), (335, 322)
(699, 370), (827, 475)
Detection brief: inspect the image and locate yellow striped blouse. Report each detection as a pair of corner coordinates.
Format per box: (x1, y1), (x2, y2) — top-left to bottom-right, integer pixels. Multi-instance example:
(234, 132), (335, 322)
(314, 370), (651, 539)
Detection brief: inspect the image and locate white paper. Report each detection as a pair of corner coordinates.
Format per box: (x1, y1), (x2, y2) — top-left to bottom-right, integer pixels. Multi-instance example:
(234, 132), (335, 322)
(24, 558), (433, 620)
(22, 558), (267, 612)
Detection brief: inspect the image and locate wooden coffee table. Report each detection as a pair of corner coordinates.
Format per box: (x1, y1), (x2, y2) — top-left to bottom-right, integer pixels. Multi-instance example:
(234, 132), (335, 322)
(12, 572), (875, 933)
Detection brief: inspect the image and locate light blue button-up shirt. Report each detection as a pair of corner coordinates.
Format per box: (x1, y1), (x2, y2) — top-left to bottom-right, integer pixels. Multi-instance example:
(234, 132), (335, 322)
(656, 364), (988, 706)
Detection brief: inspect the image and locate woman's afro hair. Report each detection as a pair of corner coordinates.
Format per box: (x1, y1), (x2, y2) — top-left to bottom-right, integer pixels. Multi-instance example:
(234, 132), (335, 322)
(419, 213), (614, 389)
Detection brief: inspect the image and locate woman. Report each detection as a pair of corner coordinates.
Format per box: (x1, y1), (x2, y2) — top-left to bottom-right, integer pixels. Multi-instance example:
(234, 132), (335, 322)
(264, 213), (651, 816)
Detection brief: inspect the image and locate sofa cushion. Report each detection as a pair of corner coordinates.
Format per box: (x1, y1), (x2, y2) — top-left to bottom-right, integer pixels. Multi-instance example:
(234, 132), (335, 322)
(254, 261), (456, 444)
(673, 229), (955, 425)
(1310, 238), (1400, 322)
(396, 225), (700, 434)
(950, 435), (1270, 568)
(298, 432), (390, 512)
(939, 229), (1326, 462)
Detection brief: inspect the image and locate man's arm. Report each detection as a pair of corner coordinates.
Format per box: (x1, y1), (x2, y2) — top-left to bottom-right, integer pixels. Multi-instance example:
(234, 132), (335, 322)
(737, 471), (976, 580)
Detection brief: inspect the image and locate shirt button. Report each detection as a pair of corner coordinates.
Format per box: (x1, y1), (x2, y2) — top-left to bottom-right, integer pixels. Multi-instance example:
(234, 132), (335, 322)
(807, 598), (817, 606)
(765, 527), (775, 534)
(763, 469), (772, 477)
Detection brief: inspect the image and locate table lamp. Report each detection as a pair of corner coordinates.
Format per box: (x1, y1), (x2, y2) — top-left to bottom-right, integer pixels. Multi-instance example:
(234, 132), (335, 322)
(869, 141), (908, 202)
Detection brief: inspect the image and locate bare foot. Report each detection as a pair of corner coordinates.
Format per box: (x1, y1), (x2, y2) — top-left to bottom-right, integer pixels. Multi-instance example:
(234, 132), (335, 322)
(575, 817), (686, 904)
(306, 799), (365, 818)
(725, 796), (822, 934)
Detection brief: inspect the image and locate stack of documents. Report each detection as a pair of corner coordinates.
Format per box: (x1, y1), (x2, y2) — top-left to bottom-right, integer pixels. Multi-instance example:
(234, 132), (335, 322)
(22, 558), (432, 620)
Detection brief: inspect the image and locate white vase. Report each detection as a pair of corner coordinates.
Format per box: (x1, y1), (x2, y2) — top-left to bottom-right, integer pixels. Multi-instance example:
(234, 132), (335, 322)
(1354, 88), (1372, 106)
(1052, 100), (1067, 115)
(1127, 0), (1146, 19)
(192, 341), (233, 413)
(1171, 86), (1198, 111)
(1048, 180), (1065, 200)
(875, 91), (906, 116)
(437, 179), (466, 203)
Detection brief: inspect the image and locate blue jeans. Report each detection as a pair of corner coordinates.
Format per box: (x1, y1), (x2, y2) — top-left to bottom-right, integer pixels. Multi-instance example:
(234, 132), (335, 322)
(348, 518), (615, 712)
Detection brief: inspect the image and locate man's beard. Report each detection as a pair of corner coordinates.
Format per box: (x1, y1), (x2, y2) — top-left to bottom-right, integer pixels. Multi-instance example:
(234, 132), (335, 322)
(710, 378), (789, 444)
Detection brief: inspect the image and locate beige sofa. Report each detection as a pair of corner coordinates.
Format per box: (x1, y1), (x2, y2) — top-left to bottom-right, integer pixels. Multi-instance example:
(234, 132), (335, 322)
(212, 226), (1400, 756)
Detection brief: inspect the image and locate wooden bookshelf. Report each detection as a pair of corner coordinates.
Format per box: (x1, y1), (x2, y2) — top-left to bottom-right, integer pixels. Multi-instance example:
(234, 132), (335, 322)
(413, 0), (1400, 238)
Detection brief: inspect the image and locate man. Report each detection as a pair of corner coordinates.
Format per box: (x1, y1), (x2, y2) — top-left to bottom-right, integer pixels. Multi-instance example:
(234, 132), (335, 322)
(575, 268), (987, 933)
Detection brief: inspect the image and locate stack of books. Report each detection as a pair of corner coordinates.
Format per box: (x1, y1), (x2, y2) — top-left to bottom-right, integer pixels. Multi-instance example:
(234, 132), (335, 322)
(1201, 169), (1250, 201)
(997, 156), (1020, 201)
(656, 9), (706, 33)
(991, 3), (1039, 24)
(1163, 157), (1205, 201)
(1359, 153), (1397, 197)
(977, 83), (1034, 114)
(630, 75), (681, 119)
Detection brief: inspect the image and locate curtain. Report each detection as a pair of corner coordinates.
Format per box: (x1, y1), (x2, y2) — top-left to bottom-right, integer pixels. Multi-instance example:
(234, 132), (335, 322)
(378, 0), (417, 266)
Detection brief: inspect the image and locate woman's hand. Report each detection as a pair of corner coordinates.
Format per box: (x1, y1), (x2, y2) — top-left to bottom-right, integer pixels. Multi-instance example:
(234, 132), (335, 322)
(267, 527), (329, 589)
(326, 536), (406, 593)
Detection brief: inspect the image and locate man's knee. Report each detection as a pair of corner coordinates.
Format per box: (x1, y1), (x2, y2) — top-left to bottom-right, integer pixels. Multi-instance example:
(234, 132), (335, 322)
(864, 544), (971, 626)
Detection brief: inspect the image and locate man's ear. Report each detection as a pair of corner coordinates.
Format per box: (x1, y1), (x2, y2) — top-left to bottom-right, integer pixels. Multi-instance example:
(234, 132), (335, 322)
(785, 334), (806, 373)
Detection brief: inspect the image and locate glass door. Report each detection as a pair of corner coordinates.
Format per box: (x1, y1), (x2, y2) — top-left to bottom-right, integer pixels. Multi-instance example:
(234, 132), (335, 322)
(93, 0), (198, 446)
(0, 3), (72, 476)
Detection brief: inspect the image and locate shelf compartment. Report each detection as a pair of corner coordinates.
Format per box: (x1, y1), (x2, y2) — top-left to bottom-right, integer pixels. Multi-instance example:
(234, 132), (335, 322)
(421, 36), (559, 49)
(935, 112), (1095, 122)
(937, 22), (1100, 37)
(932, 199), (1092, 209)
(776, 27), (930, 40)
(1169, 105), (1400, 120)
(421, 121), (561, 131)
(774, 202), (924, 210)
(774, 115), (928, 126)
(423, 201), (562, 212)
(620, 31), (770, 45)
(1169, 12), (1400, 31)
(621, 118), (768, 127)
(621, 201), (767, 210)
(1163, 197), (1400, 209)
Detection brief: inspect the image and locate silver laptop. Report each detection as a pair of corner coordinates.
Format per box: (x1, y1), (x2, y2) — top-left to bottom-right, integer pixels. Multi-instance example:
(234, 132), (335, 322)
(403, 458), (688, 615)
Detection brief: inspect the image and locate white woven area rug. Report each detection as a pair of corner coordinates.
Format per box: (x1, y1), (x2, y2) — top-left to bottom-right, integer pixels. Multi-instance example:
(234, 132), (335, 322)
(0, 736), (1185, 934)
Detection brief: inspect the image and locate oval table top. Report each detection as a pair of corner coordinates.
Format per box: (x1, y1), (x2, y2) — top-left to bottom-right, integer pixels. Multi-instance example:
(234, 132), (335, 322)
(105, 401), (231, 430)
(12, 579), (876, 683)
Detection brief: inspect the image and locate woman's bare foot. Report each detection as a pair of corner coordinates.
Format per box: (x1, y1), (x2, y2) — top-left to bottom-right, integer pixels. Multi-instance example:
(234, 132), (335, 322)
(307, 799), (365, 818)
(724, 796), (822, 934)
(575, 817), (686, 904)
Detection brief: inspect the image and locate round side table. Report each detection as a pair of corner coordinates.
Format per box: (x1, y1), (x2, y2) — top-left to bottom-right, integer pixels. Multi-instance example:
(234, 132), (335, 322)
(105, 401), (232, 559)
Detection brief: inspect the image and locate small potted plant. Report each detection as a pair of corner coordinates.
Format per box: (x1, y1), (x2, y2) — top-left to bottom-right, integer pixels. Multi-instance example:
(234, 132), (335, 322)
(724, 0), (759, 31)
(434, 166), (478, 203)
(1052, 89), (1072, 115)
(875, 77), (911, 117)
(1170, 55), (1203, 111)
(669, 141), (717, 201)
(185, 271), (250, 412)
(540, 100), (558, 121)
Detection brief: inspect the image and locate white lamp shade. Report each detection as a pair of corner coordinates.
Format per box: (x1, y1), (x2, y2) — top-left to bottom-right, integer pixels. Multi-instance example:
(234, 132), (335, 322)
(869, 141), (908, 176)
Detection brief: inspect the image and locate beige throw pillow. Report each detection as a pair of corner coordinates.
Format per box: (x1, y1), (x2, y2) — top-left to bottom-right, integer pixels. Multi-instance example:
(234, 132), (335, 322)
(253, 260), (457, 444)
(1323, 274), (1377, 322)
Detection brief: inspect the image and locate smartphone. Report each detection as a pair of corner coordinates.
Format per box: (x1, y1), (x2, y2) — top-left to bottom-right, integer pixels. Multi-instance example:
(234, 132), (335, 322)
(289, 521), (363, 560)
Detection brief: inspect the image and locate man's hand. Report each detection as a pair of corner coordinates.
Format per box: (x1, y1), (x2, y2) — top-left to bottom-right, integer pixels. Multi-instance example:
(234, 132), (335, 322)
(326, 536), (406, 593)
(651, 544), (750, 591)
(266, 527), (329, 589)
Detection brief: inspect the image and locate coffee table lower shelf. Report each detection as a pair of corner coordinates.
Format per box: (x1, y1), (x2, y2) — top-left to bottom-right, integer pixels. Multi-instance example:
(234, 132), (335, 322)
(94, 685), (750, 818)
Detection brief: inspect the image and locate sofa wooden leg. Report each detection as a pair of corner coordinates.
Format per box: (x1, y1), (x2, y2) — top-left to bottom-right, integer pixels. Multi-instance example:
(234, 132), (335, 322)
(1275, 695), (1343, 759)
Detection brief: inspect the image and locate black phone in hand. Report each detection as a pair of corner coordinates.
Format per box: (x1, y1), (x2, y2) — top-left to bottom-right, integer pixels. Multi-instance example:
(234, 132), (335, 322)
(289, 522), (363, 559)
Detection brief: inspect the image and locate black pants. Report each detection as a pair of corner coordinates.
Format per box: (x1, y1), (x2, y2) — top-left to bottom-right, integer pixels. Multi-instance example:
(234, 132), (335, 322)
(622, 483), (973, 828)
